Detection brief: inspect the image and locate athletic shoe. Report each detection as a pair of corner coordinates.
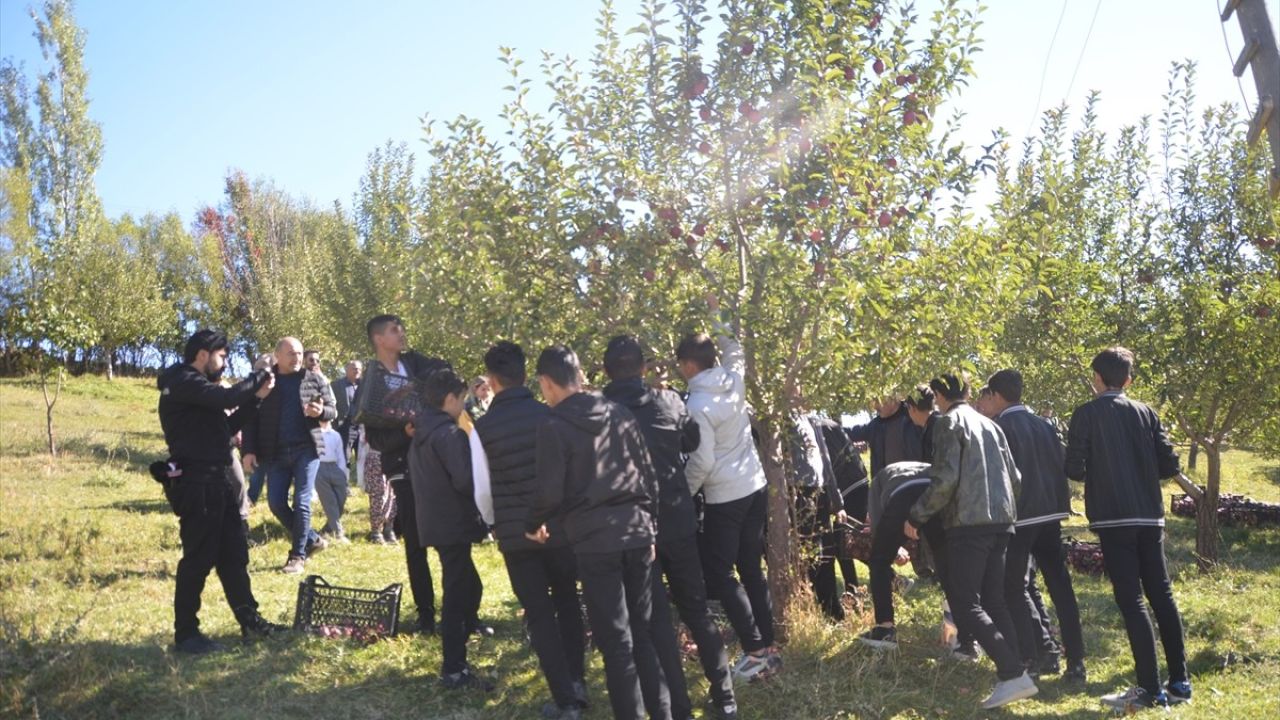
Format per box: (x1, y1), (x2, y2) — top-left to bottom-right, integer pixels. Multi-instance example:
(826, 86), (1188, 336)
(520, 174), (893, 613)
(892, 575), (916, 595)
(439, 666), (494, 691)
(858, 626), (898, 650)
(306, 536), (328, 556)
(1031, 650), (1061, 677)
(1063, 660), (1088, 683)
(731, 651), (775, 683)
(367, 531), (386, 545)
(469, 622), (496, 638)
(950, 641), (981, 663)
(174, 633), (226, 655)
(980, 671), (1039, 709)
(1100, 687), (1169, 711)
(382, 528), (398, 544)
(240, 613), (288, 640)
(281, 555), (305, 574)
(1165, 680), (1192, 704)
(714, 702), (739, 720)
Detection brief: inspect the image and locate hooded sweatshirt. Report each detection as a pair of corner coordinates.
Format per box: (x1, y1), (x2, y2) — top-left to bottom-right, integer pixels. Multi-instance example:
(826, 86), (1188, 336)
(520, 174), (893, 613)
(684, 324), (767, 505)
(527, 392), (658, 554)
(408, 406), (487, 547)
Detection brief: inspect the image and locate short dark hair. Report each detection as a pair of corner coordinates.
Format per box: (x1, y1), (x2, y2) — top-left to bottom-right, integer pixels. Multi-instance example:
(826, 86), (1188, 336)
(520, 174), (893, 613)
(987, 369), (1023, 404)
(304, 349), (320, 358)
(536, 345), (581, 388)
(183, 330), (229, 364)
(419, 368), (467, 409)
(929, 373), (969, 402)
(905, 384), (935, 412)
(675, 333), (718, 372)
(1092, 347), (1133, 389)
(978, 385), (995, 399)
(484, 341), (526, 388)
(603, 335), (646, 380)
(366, 314), (403, 343)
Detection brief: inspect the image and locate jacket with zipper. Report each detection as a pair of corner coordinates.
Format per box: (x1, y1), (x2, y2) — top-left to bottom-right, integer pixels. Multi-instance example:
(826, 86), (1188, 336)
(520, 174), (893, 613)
(408, 406), (487, 547)
(847, 403), (924, 476)
(1065, 391), (1179, 530)
(909, 402), (1021, 535)
(995, 405), (1071, 528)
(868, 461), (933, 527)
(602, 377), (700, 544)
(241, 366), (336, 461)
(527, 392), (658, 554)
(814, 415), (870, 516)
(684, 322), (767, 505)
(473, 386), (564, 552)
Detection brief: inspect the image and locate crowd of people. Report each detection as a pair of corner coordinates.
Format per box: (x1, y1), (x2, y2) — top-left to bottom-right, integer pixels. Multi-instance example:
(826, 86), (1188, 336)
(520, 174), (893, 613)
(152, 300), (1192, 718)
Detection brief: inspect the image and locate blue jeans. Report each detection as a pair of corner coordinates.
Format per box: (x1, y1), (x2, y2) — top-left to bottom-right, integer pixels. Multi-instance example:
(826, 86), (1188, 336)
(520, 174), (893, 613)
(266, 444), (321, 558)
(247, 465), (267, 505)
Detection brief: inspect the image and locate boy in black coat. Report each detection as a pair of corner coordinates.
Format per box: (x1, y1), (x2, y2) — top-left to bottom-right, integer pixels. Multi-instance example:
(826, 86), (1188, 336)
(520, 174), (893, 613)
(527, 345), (672, 720)
(1066, 348), (1188, 710)
(408, 368), (492, 691)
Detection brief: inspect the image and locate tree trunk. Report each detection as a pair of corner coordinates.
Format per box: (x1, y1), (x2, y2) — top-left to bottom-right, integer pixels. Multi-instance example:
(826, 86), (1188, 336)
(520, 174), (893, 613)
(1195, 448), (1221, 570)
(105, 346), (115, 381)
(40, 364), (64, 457)
(1187, 442), (1198, 470)
(757, 419), (797, 640)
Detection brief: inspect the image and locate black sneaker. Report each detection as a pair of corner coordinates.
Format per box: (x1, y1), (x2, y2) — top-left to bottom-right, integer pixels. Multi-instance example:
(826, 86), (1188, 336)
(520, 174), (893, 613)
(469, 622), (496, 638)
(174, 633), (226, 655)
(241, 613), (288, 640)
(714, 701), (739, 719)
(439, 666), (494, 691)
(367, 531), (386, 545)
(1034, 650), (1061, 677)
(858, 626), (898, 650)
(382, 528), (397, 544)
(950, 641), (981, 663)
(1100, 687), (1168, 710)
(1063, 660), (1087, 683)
(1165, 680), (1192, 704)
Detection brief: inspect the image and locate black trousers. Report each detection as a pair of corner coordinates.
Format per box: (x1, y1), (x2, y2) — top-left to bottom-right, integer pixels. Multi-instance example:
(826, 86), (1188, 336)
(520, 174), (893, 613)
(504, 546), (586, 708)
(436, 543), (482, 674)
(649, 562), (692, 719)
(577, 547), (671, 720)
(391, 477), (435, 628)
(795, 487), (843, 620)
(173, 470), (258, 643)
(1097, 526), (1187, 695)
(868, 486), (927, 625)
(837, 484), (868, 589)
(699, 488), (773, 653)
(656, 533), (734, 712)
(1004, 521), (1085, 664)
(944, 532), (1024, 680)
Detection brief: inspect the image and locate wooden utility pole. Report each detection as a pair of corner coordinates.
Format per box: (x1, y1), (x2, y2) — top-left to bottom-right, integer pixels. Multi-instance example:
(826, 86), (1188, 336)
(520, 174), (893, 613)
(1221, 0), (1280, 197)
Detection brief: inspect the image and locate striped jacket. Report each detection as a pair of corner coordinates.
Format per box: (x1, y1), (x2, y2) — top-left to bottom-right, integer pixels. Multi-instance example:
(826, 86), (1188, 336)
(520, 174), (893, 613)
(996, 405), (1072, 528)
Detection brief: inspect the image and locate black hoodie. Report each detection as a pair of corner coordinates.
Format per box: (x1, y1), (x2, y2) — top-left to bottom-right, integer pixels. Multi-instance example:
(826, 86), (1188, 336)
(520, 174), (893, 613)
(602, 377), (700, 545)
(157, 364), (263, 468)
(527, 392), (658, 554)
(407, 406), (487, 547)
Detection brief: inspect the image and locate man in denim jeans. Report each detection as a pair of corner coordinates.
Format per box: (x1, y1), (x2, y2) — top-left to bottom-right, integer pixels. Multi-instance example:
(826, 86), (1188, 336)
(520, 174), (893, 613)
(242, 337), (338, 574)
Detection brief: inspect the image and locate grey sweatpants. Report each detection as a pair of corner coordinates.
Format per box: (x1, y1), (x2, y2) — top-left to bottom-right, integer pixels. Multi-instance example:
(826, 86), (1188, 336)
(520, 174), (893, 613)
(315, 461), (349, 537)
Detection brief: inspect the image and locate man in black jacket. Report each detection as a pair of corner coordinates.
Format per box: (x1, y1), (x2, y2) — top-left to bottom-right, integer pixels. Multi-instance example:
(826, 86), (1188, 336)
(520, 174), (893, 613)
(473, 342), (586, 719)
(814, 415), (868, 593)
(361, 314), (452, 634)
(789, 406), (848, 621)
(847, 396), (925, 476)
(408, 368), (492, 691)
(602, 336), (737, 720)
(1066, 348), (1188, 711)
(241, 336), (337, 574)
(157, 330), (284, 654)
(526, 345), (672, 720)
(987, 370), (1086, 682)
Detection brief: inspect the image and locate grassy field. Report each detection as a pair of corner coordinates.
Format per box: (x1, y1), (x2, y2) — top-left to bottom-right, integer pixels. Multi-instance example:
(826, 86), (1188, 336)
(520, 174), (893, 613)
(1, 374), (1278, 720)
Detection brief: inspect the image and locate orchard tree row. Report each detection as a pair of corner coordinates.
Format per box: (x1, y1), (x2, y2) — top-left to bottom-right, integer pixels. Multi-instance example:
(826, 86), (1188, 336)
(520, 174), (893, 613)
(2, 0), (1276, 575)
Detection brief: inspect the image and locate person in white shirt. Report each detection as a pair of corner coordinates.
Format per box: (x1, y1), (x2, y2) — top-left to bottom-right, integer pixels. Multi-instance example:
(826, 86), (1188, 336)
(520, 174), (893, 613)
(315, 418), (350, 543)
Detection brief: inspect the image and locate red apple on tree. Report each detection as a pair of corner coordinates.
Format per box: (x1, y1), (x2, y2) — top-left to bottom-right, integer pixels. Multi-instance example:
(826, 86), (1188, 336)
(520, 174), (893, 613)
(741, 40), (755, 56)
(809, 229), (823, 242)
(698, 141), (712, 155)
(903, 110), (917, 126)
(642, 269), (655, 282)
(873, 58), (885, 75)
(699, 106), (712, 122)
(878, 211), (892, 228)
(692, 222), (707, 236)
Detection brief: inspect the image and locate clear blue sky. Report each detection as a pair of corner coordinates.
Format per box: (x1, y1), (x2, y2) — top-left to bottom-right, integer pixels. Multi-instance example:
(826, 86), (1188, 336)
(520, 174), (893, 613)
(1, 0), (1272, 220)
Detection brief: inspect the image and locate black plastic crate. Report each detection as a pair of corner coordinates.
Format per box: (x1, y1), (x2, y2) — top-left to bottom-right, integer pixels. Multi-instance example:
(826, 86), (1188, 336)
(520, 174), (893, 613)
(293, 575), (402, 636)
(351, 362), (421, 429)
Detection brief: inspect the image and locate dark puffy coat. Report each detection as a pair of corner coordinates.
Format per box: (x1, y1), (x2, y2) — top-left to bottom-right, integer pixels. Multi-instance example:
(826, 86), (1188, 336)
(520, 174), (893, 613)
(1065, 391), (1179, 530)
(995, 405), (1071, 527)
(241, 367), (336, 461)
(473, 386), (564, 552)
(362, 351), (452, 481)
(407, 406), (487, 547)
(602, 378), (700, 544)
(527, 392), (658, 554)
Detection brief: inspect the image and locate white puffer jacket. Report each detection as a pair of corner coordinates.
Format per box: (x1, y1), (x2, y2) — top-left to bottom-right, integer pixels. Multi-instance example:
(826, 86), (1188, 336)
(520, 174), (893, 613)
(684, 325), (767, 505)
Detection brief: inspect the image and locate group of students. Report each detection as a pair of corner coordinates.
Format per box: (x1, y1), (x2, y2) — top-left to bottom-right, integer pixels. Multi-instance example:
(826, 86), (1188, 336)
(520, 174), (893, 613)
(849, 350), (1189, 712)
(156, 307), (1192, 718)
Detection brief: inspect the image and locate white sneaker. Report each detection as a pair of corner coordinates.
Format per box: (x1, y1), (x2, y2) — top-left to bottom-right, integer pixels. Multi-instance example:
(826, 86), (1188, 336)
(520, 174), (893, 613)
(980, 671), (1039, 709)
(730, 652), (775, 683)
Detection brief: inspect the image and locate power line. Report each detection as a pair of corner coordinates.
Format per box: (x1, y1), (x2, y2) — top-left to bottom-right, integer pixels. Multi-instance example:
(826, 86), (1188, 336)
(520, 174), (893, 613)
(1024, 0), (1070, 140)
(1062, 0), (1104, 104)
(1216, 0), (1255, 111)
